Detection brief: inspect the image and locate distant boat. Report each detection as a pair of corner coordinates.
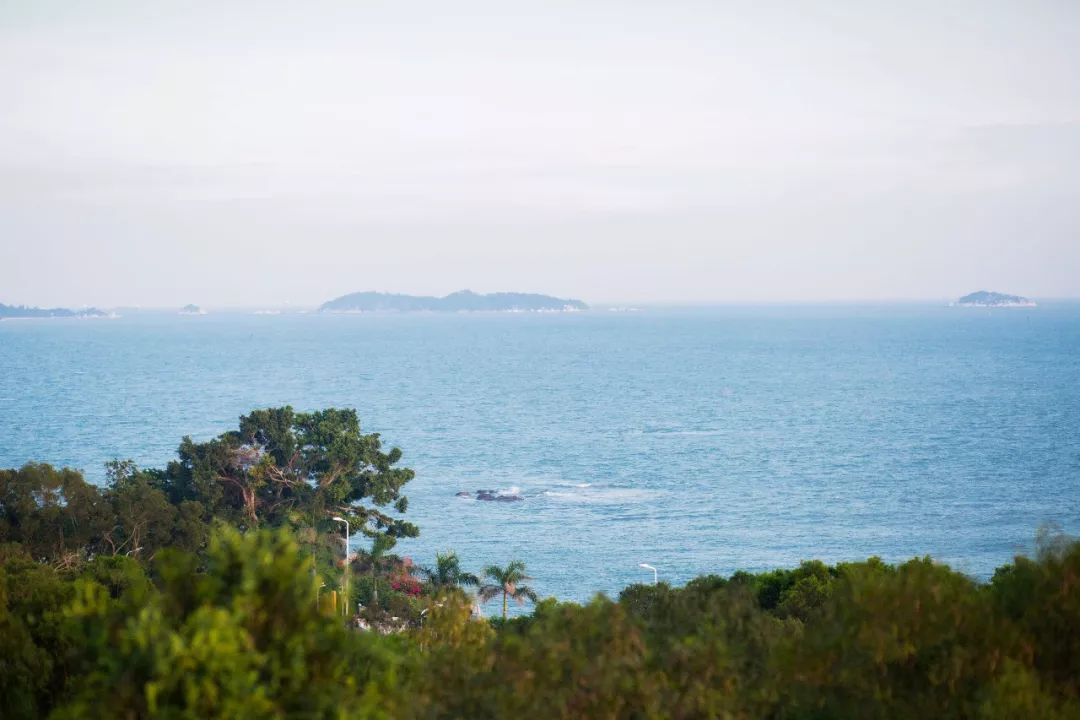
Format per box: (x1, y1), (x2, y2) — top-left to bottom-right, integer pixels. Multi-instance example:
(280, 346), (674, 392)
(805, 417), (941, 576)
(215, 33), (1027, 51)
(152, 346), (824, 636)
(179, 304), (207, 315)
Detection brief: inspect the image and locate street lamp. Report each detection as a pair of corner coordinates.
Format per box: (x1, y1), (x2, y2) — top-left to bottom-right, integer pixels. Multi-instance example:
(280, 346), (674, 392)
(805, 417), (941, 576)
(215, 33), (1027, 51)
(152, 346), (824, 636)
(332, 516), (350, 616)
(638, 563), (658, 585)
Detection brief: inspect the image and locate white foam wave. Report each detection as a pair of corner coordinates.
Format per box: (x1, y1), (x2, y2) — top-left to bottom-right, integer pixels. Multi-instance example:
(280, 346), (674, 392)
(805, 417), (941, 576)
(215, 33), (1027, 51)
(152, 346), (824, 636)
(542, 486), (660, 504)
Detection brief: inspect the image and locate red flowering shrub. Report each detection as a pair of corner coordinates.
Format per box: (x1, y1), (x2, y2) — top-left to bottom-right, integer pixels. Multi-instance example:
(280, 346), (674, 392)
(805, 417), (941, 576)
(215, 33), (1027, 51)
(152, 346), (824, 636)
(391, 573), (422, 597)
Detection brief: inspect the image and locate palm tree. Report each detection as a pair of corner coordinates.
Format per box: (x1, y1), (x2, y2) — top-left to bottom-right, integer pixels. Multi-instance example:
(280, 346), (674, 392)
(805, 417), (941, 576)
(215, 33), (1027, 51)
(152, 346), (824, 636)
(420, 550), (479, 590)
(478, 560), (538, 620)
(352, 533), (396, 609)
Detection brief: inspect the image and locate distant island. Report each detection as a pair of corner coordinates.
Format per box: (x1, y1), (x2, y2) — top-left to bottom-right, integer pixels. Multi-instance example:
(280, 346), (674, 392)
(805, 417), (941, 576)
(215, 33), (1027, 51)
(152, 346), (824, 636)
(320, 290), (588, 313)
(0, 302), (107, 319)
(179, 304), (207, 315)
(953, 291), (1036, 308)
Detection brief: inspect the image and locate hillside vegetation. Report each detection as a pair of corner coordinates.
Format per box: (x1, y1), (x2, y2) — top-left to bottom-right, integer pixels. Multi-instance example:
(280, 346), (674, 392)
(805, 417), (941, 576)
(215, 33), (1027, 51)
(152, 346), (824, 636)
(2, 408), (1078, 718)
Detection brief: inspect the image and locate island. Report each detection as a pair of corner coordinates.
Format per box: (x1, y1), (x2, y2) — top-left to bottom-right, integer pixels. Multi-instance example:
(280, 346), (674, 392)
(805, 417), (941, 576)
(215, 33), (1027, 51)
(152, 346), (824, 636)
(179, 304), (207, 315)
(320, 290), (588, 313)
(953, 291), (1036, 308)
(0, 302), (108, 319)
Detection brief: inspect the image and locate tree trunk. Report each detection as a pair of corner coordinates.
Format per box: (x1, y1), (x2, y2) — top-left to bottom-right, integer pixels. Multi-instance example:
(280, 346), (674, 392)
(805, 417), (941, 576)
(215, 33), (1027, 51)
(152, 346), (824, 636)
(502, 591), (508, 620)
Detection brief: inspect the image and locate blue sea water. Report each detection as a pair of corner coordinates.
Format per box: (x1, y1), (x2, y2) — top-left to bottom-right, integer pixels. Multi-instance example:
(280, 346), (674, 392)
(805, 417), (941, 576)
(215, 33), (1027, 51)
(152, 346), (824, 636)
(2, 305), (1079, 607)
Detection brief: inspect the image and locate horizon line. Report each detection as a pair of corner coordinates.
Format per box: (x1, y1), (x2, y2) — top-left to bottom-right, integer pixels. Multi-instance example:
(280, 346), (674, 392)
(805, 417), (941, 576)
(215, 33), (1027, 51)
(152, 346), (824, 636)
(8, 296), (1080, 312)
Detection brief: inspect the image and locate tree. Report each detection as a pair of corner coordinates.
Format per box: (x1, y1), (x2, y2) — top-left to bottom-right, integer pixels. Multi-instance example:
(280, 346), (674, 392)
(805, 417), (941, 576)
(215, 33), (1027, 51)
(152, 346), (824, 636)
(781, 557), (1003, 719)
(478, 560), (537, 620)
(102, 460), (179, 560)
(989, 527), (1080, 697)
(419, 551), (479, 592)
(160, 406), (418, 553)
(357, 533), (397, 610)
(56, 526), (412, 719)
(0, 544), (78, 719)
(480, 598), (660, 719)
(0, 464), (114, 566)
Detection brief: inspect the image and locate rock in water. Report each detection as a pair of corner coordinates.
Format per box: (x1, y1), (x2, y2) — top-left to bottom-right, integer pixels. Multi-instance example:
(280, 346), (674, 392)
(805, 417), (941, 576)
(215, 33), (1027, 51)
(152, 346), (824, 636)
(465, 489), (524, 502)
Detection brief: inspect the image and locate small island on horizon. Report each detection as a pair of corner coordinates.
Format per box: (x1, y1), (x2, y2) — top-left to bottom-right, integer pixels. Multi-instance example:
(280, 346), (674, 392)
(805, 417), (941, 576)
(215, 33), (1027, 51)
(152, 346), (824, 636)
(953, 291), (1036, 308)
(320, 290), (588, 313)
(178, 304), (207, 315)
(0, 302), (108, 320)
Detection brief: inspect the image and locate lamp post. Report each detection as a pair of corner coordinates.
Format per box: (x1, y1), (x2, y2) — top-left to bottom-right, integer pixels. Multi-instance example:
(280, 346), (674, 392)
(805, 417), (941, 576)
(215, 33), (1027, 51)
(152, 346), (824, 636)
(332, 516), (350, 616)
(638, 563), (658, 585)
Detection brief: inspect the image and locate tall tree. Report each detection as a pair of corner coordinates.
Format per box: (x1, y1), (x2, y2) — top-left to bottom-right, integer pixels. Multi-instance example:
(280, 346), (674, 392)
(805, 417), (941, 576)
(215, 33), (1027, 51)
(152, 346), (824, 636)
(420, 551), (479, 591)
(161, 406), (418, 545)
(0, 464), (113, 565)
(478, 560), (537, 620)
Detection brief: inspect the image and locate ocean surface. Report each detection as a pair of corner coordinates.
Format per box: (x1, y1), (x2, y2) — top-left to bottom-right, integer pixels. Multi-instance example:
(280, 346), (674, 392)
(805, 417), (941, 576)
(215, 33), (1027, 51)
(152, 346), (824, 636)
(2, 305), (1079, 608)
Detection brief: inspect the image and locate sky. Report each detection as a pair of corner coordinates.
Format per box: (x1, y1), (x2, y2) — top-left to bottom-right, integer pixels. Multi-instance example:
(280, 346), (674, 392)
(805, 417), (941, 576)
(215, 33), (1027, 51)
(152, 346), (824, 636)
(2, 0), (1079, 307)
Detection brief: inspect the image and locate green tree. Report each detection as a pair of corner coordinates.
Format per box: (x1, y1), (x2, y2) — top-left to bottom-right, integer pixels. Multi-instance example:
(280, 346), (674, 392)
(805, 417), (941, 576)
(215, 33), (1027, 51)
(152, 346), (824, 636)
(0, 464), (113, 566)
(467, 598), (660, 719)
(619, 575), (787, 718)
(478, 560), (537, 620)
(161, 407), (417, 548)
(56, 526), (412, 719)
(781, 557), (1005, 719)
(0, 544), (78, 719)
(102, 460), (180, 560)
(988, 527), (1080, 698)
(350, 532), (400, 612)
(419, 550), (479, 591)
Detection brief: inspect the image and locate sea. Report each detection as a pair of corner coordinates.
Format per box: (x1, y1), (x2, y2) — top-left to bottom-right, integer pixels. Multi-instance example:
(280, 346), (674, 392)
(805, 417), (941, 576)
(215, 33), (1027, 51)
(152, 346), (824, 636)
(2, 305), (1078, 608)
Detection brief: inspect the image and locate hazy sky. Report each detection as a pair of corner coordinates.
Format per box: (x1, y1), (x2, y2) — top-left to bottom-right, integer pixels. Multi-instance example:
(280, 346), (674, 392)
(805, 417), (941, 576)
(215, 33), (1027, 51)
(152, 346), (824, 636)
(2, 0), (1079, 307)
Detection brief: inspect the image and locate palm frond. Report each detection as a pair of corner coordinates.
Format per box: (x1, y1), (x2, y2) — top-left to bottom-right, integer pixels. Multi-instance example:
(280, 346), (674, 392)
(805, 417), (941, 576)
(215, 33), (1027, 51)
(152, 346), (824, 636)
(477, 585), (501, 602)
(511, 584), (538, 604)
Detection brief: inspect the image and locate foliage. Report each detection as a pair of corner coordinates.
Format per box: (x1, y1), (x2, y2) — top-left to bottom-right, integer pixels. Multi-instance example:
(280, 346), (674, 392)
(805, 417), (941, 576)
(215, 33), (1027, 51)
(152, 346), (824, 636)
(2, 523), (1079, 718)
(0, 544), (77, 719)
(0, 407), (417, 602)
(54, 527), (412, 719)
(478, 559), (538, 620)
(160, 406), (417, 543)
(419, 550), (479, 592)
(3, 412), (1080, 718)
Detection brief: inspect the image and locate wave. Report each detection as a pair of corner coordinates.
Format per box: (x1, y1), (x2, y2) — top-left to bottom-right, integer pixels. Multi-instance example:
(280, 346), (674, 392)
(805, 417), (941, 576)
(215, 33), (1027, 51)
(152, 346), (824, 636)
(542, 486), (660, 504)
